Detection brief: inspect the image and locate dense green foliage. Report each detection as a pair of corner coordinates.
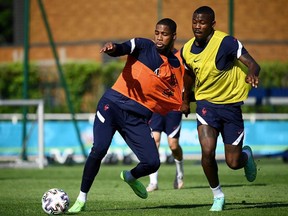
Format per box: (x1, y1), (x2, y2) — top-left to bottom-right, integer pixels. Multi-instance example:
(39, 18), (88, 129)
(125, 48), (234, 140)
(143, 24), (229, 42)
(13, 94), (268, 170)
(62, 62), (102, 113)
(0, 158), (287, 216)
(0, 61), (124, 113)
(0, 61), (287, 113)
(242, 61), (288, 113)
(259, 61), (288, 88)
(0, 62), (41, 113)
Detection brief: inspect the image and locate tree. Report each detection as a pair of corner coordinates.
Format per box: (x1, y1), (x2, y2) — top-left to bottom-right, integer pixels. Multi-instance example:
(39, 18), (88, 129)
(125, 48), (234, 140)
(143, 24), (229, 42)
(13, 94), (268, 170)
(0, 0), (13, 45)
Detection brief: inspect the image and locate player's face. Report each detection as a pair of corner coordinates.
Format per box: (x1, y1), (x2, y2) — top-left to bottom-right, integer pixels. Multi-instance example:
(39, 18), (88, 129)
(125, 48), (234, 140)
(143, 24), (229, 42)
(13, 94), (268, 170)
(192, 13), (215, 44)
(154, 24), (175, 55)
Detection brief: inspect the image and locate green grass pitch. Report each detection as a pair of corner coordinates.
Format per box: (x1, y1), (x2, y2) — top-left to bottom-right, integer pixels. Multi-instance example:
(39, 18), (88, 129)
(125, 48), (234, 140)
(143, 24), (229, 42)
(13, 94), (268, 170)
(0, 157), (287, 215)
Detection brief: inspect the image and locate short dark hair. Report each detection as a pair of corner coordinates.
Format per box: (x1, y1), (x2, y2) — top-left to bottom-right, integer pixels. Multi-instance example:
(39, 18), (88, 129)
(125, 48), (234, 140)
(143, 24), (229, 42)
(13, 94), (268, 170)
(194, 6), (215, 21)
(157, 18), (177, 33)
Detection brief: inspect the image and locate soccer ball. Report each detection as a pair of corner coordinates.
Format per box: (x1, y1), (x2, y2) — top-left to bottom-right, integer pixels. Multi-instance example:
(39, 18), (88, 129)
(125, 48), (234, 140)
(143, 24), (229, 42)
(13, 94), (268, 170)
(41, 188), (70, 215)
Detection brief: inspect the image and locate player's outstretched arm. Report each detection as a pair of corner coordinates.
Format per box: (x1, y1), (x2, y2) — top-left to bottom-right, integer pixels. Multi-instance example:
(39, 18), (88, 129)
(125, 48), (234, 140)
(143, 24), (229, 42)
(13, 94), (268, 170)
(100, 42), (116, 54)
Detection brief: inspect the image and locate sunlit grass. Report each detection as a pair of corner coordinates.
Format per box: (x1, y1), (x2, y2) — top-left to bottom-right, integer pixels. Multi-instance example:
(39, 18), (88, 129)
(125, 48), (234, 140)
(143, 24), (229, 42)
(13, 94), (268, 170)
(0, 157), (287, 215)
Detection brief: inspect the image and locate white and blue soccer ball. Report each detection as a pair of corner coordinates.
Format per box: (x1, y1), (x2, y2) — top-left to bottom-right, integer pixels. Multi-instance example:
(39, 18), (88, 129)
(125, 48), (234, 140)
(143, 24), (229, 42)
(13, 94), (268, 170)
(41, 188), (70, 215)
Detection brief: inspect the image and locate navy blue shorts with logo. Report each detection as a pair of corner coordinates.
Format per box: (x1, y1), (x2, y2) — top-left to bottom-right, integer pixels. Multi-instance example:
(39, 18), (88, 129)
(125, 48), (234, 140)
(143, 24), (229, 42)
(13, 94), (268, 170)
(149, 111), (182, 138)
(196, 100), (244, 145)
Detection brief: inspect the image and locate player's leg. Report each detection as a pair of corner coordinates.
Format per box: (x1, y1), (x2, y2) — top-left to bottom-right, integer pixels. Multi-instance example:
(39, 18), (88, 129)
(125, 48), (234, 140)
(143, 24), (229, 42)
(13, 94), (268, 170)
(224, 143), (246, 169)
(168, 137), (184, 189)
(147, 131), (161, 192)
(120, 112), (160, 198)
(198, 124), (220, 188)
(166, 111), (184, 189)
(198, 124), (224, 211)
(146, 113), (164, 191)
(69, 97), (117, 213)
(196, 100), (225, 211)
(168, 137), (183, 161)
(222, 104), (257, 182)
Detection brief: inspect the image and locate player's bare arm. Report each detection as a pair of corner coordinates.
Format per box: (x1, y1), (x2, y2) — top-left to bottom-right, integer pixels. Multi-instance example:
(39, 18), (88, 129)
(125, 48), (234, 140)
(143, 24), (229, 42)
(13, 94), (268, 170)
(239, 53), (261, 88)
(181, 69), (195, 117)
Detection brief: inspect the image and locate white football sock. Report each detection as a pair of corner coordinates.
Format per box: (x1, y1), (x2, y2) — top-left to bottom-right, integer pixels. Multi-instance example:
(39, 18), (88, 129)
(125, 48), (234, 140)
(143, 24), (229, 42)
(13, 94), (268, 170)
(175, 159), (184, 178)
(211, 185), (224, 198)
(77, 191), (87, 202)
(149, 171), (158, 185)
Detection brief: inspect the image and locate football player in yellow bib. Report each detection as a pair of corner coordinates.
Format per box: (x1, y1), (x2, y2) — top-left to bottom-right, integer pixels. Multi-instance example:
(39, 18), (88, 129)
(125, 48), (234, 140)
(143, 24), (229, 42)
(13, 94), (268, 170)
(181, 6), (260, 211)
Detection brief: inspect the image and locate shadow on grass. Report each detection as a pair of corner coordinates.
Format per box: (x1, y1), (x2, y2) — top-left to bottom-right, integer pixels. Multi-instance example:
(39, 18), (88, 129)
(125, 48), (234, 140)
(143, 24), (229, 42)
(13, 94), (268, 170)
(170, 183), (267, 190)
(145, 201), (288, 210)
(92, 203), (210, 212)
(89, 201), (288, 214)
(225, 201), (288, 210)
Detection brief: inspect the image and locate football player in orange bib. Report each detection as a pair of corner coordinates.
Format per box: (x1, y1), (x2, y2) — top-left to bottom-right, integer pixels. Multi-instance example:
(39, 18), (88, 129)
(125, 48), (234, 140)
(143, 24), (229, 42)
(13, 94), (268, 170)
(68, 18), (185, 213)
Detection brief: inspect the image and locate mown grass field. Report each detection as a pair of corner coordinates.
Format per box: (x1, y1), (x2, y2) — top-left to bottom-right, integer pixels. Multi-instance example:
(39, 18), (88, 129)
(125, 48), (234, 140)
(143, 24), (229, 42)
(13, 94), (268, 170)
(0, 157), (287, 216)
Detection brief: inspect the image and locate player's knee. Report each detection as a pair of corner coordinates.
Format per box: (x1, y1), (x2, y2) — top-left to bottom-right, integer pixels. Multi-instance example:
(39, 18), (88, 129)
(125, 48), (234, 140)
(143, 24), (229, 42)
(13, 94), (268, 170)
(146, 157), (160, 173)
(226, 158), (241, 170)
(202, 150), (215, 161)
(169, 144), (179, 152)
(89, 146), (107, 160)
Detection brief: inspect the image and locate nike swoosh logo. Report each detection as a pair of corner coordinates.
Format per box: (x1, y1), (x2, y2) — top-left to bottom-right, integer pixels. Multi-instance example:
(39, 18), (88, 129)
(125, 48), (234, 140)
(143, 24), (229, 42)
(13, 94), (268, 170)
(193, 59), (200, 63)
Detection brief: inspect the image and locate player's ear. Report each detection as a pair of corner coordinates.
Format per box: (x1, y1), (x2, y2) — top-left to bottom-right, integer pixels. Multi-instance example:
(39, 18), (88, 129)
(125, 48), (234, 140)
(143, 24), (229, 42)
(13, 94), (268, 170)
(173, 33), (177, 40)
(212, 20), (216, 28)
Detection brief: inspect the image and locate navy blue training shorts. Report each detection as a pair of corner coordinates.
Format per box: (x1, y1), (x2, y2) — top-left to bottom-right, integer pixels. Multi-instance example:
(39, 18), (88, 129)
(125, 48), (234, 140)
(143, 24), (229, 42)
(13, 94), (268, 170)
(149, 111), (182, 138)
(196, 100), (244, 145)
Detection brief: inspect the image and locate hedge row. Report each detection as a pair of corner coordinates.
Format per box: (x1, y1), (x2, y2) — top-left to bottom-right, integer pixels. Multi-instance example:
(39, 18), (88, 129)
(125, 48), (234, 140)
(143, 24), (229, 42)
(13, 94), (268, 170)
(0, 61), (124, 113)
(0, 61), (287, 113)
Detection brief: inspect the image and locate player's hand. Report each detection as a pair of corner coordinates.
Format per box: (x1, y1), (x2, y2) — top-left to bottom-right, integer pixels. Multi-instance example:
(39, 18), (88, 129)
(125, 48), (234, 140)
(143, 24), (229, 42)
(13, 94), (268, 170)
(100, 42), (115, 53)
(245, 73), (259, 88)
(181, 102), (190, 118)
